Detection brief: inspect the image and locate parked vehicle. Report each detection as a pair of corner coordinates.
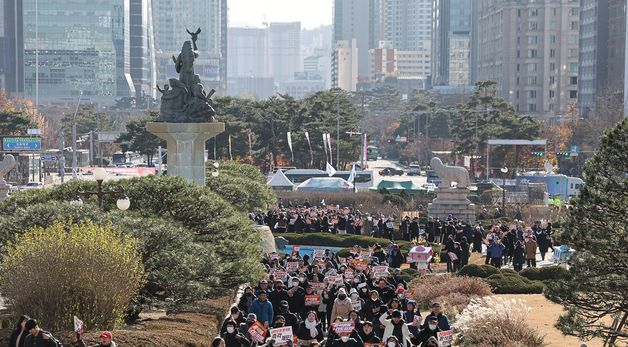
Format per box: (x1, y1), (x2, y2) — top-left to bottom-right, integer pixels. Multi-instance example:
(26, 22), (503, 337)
(422, 183), (437, 192)
(407, 164), (421, 176)
(20, 182), (44, 190)
(379, 167), (404, 176)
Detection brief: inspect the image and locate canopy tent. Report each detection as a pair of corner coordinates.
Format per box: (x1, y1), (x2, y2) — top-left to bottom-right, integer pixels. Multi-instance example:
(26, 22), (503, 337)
(267, 170), (294, 191)
(296, 177), (354, 192)
(369, 180), (424, 193)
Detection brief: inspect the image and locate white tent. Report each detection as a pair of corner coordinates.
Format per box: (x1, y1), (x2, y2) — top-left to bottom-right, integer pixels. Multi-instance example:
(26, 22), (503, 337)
(296, 177), (354, 192)
(267, 170), (294, 191)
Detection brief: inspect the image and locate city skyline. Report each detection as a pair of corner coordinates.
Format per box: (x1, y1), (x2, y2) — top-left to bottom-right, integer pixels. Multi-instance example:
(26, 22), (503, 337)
(228, 0), (332, 29)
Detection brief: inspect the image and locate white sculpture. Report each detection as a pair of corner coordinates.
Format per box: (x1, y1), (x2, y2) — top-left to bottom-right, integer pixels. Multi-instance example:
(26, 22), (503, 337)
(0, 154), (17, 185)
(430, 157), (471, 188)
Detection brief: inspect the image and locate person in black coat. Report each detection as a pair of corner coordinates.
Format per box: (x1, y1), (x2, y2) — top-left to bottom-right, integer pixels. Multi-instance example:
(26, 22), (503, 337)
(460, 237), (470, 268)
(296, 311), (324, 346)
(9, 315), (30, 347)
(221, 307), (245, 335)
(222, 320), (251, 347)
(512, 239), (526, 271)
(23, 319), (61, 347)
(358, 321), (381, 343)
(537, 230), (550, 261)
(276, 301), (300, 332)
(472, 226), (483, 253)
(413, 316), (442, 346)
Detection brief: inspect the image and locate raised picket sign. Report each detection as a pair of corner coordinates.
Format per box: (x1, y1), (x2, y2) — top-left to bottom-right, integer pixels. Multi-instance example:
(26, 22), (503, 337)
(248, 321), (268, 343)
(270, 326), (293, 346)
(332, 322), (355, 334)
(304, 294), (321, 306)
(437, 330), (453, 347)
(372, 265), (389, 278)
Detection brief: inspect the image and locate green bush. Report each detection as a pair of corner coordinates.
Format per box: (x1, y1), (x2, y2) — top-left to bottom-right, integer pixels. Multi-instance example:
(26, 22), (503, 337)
(458, 264), (501, 278)
(520, 266), (570, 281)
(485, 273), (545, 294)
(0, 221), (144, 331)
(279, 233), (414, 252)
(400, 268), (421, 283)
(500, 268), (519, 275)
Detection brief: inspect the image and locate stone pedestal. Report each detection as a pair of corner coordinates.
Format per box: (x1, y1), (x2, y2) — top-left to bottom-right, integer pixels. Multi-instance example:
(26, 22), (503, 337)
(0, 184), (9, 201)
(146, 122), (225, 186)
(428, 187), (476, 222)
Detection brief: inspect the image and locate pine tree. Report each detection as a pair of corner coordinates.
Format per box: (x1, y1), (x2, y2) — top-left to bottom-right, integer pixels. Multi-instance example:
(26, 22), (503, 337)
(544, 118), (628, 345)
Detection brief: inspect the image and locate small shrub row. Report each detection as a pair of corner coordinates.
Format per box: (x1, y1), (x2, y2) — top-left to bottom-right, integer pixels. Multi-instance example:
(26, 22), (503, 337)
(485, 273), (545, 294)
(519, 266), (570, 281)
(458, 264), (500, 278)
(279, 233), (415, 252)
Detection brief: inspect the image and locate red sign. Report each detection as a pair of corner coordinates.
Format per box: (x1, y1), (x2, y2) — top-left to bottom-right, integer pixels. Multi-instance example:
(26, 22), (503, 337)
(80, 166), (155, 177)
(248, 321), (268, 343)
(304, 294), (321, 306)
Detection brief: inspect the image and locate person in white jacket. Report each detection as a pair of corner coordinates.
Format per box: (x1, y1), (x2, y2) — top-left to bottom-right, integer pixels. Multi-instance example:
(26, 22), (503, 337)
(379, 310), (411, 347)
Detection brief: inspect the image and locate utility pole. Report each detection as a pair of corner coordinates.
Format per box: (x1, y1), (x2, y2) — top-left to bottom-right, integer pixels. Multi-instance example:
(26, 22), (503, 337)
(71, 91), (83, 179)
(59, 133), (65, 183)
(336, 97), (340, 168)
(89, 130), (94, 166)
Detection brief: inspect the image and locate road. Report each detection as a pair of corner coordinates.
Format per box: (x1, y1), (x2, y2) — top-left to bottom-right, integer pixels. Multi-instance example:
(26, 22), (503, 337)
(367, 159), (428, 188)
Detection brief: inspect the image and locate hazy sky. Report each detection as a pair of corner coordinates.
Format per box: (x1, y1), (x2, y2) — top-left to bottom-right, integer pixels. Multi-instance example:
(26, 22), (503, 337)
(228, 0), (332, 29)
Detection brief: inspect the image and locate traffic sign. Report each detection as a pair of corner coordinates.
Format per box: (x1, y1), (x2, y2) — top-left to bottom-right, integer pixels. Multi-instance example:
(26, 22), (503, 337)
(2, 137), (41, 151)
(40, 155), (58, 161)
(570, 145), (579, 157)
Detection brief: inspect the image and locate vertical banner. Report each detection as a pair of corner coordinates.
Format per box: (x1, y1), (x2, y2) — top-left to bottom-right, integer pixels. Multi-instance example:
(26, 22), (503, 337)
(304, 132), (314, 167)
(327, 133), (333, 164)
(248, 131), (253, 156)
(287, 131), (294, 162)
(363, 133), (368, 165)
(228, 134), (233, 160)
(348, 163), (356, 183)
(323, 133), (329, 163)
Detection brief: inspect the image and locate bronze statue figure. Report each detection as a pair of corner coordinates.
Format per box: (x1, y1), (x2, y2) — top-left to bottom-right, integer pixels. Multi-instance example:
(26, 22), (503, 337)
(157, 28), (216, 123)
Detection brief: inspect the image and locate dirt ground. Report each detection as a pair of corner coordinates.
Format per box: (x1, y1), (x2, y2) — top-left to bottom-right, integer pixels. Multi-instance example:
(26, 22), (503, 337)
(494, 294), (605, 347)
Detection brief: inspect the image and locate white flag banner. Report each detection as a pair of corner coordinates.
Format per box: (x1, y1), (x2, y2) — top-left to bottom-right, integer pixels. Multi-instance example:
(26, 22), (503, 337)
(348, 163), (356, 183)
(326, 162), (337, 177)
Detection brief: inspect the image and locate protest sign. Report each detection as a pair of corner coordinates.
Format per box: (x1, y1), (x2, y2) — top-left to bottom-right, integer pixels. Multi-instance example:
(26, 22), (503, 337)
(270, 326), (293, 346)
(313, 249), (325, 259)
(311, 282), (326, 293)
(293, 245), (300, 254)
(304, 294), (321, 306)
(327, 275), (344, 286)
(73, 316), (84, 336)
(269, 252), (279, 261)
(353, 260), (369, 271)
(351, 299), (362, 311)
(332, 322), (355, 334)
(343, 269), (355, 280)
(248, 321), (268, 343)
(359, 251), (371, 260)
(372, 265), (389, 278)
(437, 330), (453, 347)
(447, 252), (458, 261)
(286, 262), (299, 272)
(274, 271), (288, 282)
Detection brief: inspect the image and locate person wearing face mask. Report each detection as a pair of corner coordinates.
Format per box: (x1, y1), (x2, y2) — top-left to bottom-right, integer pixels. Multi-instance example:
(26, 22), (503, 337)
(413, 317), (441, 347)
(385, 336), (401, 347)
(421, 303), (450, 331)
(297, 311), (324, 346)
(379, 310), (411, 347)
(221, 307), (245, 335)
(288, 277), (305, 317)
(239, 287), (256, 314)
(422, 337), (439, 347)
(330, 288), (353, 321)
(269, 280), (290, 313)
(403, 301), (421, 337)
(363, 290), (383, 322)
(331, 333), (360, 347)
(348, 288), (364, 313)
(222, 320), (250, 347)
(359, 321), (381, 343)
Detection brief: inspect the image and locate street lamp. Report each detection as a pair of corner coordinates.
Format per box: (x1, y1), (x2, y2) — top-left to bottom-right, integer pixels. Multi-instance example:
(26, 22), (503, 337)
(74, 168), (130, 210)
(500, 167), (508, 209)
(211, 162), (220, 177)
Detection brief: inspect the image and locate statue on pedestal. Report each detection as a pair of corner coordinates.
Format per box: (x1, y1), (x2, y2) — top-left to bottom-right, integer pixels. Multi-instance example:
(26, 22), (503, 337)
(0, 154), (17, 200)
(156, 28), (216, 123)
(430, 157), (471, 188)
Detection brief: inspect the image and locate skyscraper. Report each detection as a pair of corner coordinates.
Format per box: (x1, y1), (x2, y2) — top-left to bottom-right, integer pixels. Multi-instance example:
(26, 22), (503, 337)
(152, 0), (227, 91)
(0, 0), (23, 95)
(333, 0), (378, 79)
(380, 0), (432, 52)
(332, 39), (358, 91)
(228, 27), (269, 79)
(130, 0), (157, 99)
(432, 0), (472, 86)
(268, 22), (301, 84)
(22, 0), (135, 100)
(474, 0), (580, 117)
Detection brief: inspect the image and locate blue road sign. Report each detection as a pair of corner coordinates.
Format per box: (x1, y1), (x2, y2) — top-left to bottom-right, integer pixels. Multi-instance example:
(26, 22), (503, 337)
(2, 137), (41, 151)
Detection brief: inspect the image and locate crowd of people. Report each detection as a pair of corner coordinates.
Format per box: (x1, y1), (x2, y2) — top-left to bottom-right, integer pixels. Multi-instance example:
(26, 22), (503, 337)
(212, 245), (448, 347)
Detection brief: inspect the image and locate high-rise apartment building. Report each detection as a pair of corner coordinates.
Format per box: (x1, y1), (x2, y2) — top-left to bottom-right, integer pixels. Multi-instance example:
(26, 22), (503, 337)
(0, 0), (23, 95)
(21, 0), (135, 100)
(577, 0), (626, 117)
(332, 39), (358, 91)
(432, 0), (472, 86)
(369, 41), (431, 78)
(380, 0), (432, 52)
(130, 0), (157, 99)
(333, 0), (378, 79)
(473, 0), (580, 117)
(152, 0), (227, 91)
(268, 22), (301, 84)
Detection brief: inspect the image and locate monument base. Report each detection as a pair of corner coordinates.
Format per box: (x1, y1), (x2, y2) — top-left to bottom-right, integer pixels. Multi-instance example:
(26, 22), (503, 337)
(146, 122), (225, 186)
(0, 184), (10, 201)
(428, 187), (476, 223)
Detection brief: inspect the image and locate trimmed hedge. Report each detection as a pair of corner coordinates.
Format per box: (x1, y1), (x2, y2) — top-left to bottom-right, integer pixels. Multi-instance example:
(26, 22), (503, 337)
(485, 273), (545, 294)
(278, 232), (412, 250)
(519, 266), (570, 281)
(401, 268), (421, 283)
(458, 264), (500, 278)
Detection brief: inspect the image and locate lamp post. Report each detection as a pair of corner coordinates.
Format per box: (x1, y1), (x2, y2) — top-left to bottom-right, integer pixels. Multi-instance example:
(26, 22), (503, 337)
(500, 167), (508, 209)
(71, 168), (130, 210)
